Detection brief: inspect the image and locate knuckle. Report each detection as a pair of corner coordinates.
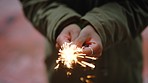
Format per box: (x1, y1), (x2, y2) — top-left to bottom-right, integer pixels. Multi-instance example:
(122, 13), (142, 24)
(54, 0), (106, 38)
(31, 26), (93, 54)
(56, 36), (62, 43)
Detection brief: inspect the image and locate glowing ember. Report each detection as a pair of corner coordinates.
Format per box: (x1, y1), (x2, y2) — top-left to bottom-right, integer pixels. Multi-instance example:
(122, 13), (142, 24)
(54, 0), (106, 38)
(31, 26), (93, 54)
(54, 42), (97, 70)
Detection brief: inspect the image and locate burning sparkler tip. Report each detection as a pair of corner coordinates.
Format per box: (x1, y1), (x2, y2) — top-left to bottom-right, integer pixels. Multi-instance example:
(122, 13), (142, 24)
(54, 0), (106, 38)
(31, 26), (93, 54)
(54, 42), (97, 71)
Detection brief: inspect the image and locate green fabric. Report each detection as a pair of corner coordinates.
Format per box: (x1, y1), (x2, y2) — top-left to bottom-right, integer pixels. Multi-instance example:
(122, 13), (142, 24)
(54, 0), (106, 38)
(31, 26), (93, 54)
(20, 0), (148, 83)
(21, 0), (81, 44)
(81, 1), (148, 49)
(94, 36), (143, 83)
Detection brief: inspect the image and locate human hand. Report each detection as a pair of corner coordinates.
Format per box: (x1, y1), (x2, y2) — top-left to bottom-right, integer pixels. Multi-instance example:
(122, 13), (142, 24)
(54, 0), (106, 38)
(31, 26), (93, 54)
(56, 24), (81, 49)
(74, 25), (103, 58)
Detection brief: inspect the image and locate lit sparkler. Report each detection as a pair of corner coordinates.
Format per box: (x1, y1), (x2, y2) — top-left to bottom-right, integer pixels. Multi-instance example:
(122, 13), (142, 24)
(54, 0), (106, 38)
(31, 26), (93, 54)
(54, 42), (97, 70)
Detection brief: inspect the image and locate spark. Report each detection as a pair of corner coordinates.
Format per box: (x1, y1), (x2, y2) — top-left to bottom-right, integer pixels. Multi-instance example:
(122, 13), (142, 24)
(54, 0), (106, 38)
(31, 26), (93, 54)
(54, 42), (97, 70)
(80, 75), (95, 83)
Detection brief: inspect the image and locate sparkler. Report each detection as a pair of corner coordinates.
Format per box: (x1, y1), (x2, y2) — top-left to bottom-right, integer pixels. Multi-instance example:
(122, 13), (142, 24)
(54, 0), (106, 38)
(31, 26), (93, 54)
(54, 42), (97, 70)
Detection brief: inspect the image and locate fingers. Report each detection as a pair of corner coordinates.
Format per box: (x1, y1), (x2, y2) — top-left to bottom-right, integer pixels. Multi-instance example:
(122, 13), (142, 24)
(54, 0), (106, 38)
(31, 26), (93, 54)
(56, 24), (81, 49)
(74, 25), (103, 58)
(56, 24), (103, 59)
(73, 30), (89, 47)
(83, 42), (102, 58)
(56, 35), (70, 49)
(70, 25), (80, 41)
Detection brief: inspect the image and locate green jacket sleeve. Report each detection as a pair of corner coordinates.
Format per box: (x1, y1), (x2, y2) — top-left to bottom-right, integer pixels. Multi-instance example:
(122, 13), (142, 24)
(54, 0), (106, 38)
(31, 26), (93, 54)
(21, 0), (81, 44)
(81, 1), (148, 49)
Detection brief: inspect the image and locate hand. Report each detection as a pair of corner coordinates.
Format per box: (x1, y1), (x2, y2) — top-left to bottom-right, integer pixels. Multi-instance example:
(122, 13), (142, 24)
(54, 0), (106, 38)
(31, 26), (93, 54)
(56, 24), (81, 49)
(74, 25), (103, 58)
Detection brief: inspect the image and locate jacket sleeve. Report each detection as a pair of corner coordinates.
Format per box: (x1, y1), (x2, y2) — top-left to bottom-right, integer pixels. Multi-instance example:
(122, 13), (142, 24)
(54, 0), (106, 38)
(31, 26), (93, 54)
(21, 0), (81, 44)
(81, 0), (148, 49)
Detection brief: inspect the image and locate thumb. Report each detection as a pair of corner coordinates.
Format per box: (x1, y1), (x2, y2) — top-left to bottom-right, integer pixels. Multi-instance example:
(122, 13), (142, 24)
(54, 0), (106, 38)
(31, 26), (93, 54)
(73, 32), (89, 47)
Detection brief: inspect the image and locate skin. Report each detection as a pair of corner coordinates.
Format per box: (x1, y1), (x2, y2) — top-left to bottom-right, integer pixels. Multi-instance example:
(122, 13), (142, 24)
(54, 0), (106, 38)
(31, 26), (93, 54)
(56, 24), (103, 58)
(0, 0), (48, 83)
(74, 25), (103, 58)
(56, 24), (81, 49)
